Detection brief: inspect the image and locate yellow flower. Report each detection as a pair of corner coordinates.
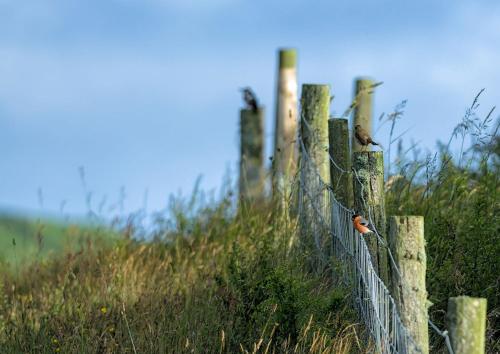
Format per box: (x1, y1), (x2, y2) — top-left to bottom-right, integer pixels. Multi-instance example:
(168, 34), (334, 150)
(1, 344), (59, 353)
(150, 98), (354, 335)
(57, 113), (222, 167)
(55, 348), (61, 352)
(52, 338), (59, 344)
(100, 306), (107, 314)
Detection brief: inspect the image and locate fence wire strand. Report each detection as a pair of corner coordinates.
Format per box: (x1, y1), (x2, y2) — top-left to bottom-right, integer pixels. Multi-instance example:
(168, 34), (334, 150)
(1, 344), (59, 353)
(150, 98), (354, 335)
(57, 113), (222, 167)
(296, 116), (454, 354)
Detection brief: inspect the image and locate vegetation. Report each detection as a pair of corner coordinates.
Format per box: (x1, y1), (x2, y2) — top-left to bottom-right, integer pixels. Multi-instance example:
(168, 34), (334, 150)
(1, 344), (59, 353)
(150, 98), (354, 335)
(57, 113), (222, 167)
(0, 201), (369, 353)
(0, 93), (498, 353)
(0, 214), (116, 267)
(384, 93), (499, 352)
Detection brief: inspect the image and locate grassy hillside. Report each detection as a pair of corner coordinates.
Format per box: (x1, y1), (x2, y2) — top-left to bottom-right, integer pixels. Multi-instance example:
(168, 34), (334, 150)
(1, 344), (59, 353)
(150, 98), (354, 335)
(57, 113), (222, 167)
(0, 205), (369, 353)
(0, 214), (116, 268)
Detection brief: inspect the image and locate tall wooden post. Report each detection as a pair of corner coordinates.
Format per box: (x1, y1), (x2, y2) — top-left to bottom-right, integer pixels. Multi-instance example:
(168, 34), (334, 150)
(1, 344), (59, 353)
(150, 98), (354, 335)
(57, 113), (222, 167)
(239, 108), (265, 205)
(299, 85), (330, 250)
(447, 296), (487, 354)
(352, 151), (389, 285)
(389, 216), (429, 354)
(300, 84), (330, 184)
(328, 118), (353, 208)
(273, 49), (298, 208)
(352, 78), (375, 153)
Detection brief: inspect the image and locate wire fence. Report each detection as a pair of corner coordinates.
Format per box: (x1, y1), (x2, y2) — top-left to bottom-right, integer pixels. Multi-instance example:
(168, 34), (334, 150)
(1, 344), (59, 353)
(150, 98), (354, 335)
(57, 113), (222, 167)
(295, 116), (454, 354)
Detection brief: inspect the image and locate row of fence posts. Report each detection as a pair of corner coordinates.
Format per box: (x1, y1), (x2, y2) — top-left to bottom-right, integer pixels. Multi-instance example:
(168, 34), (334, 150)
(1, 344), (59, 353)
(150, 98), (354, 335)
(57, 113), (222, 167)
(238, 48), (488, 354)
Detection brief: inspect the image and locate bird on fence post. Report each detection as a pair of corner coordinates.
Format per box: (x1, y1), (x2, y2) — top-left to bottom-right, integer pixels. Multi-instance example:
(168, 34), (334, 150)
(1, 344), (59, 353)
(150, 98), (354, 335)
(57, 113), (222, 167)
(354, 124), (383, 150)
(352, 214), (375, 236)
(240, 87), (259, 113)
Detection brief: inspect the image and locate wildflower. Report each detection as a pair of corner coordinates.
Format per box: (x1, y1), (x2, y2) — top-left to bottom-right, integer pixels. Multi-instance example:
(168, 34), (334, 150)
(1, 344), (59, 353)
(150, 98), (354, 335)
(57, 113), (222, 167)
(100, 306), (107, 314)
(52, 338), (59, 344)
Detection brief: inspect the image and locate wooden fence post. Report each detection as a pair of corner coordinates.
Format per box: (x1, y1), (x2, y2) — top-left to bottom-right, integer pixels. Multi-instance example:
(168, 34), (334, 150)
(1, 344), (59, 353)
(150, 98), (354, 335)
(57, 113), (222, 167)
(352, 151), (389, 285)
(328, 118), (353, 208)
(300, 84), (331, 184)
(299, 84), (330, 249)
(352, 78), (375, 153)
(239, 108), (265, 205)
(447, 296), (487, 354)
(389, 216), (428, 354)
(273, 49), (298, 209)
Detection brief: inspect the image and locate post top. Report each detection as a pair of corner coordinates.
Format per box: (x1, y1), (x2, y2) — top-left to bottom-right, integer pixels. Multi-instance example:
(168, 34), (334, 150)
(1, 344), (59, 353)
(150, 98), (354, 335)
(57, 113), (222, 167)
(449, 296), (487, 303)
(355, 76), (375, 83)
(355, 77), (375, 92)
(278, 48), (297, 68)
(240, 107), (265, 114)
(352, 151), (384, 156)
(302, 83), (329, 90)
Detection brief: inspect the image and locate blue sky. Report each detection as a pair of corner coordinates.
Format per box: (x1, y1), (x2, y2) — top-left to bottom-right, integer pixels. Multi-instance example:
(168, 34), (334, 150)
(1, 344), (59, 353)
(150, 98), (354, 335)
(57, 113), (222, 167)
(1, 0), (499, 218)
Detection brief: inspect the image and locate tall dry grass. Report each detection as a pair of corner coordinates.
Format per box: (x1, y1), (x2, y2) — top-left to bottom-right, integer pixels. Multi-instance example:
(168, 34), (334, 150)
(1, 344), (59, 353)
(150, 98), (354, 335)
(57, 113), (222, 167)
(0, 201), (370, 353)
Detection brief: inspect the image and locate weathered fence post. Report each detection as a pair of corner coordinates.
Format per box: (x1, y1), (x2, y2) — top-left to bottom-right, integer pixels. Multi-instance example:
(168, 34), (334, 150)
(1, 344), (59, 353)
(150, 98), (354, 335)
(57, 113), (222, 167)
(239, 107), (265, 205)
(328, 118), (353, 208)
(447, 296), (487, 354)
(352, 151), (389, 285)
(300, 84), (331, 184)
(389, 216), (428, 354)
(273, 49), (298, 210)
(352, 78), (375, 153)
(299, 84), (330, 252)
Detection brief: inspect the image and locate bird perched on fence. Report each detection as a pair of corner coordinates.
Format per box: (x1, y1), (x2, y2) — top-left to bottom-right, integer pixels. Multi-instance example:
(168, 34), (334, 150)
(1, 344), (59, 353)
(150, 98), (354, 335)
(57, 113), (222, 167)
(352, 214), (375, 235)
(240, 87), (259, 113)
(354, 125), (382, 149)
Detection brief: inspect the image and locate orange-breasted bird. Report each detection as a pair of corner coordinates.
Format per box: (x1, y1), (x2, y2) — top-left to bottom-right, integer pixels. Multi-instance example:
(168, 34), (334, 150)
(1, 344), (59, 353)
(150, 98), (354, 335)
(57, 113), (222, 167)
(354, 125), (382, 149)
(352, 214), (375, 235)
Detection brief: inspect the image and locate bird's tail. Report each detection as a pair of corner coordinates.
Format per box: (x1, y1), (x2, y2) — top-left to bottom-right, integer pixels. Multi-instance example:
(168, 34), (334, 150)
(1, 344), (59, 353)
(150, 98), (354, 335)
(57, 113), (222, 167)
(372, 141), (384, 150)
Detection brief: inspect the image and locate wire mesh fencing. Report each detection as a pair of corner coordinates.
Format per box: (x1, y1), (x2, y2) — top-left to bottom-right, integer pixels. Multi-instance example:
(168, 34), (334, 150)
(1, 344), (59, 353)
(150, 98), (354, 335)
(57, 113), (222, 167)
(297, 134), (424, 354)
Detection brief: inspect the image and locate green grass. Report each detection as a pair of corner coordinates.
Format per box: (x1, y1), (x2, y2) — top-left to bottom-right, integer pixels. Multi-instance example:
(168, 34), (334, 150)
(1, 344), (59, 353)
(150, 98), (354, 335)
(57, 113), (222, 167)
(384, 98), (499, 353)
(0, 214), (117, 268)
(0, 204), (369, 354)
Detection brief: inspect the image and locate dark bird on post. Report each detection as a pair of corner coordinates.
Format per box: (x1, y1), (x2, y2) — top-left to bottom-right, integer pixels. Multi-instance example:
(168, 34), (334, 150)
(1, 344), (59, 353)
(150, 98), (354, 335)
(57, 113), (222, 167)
(354, 124), (382, 149)
(240, 87), (259, 113)
(352, 214), (375, 235)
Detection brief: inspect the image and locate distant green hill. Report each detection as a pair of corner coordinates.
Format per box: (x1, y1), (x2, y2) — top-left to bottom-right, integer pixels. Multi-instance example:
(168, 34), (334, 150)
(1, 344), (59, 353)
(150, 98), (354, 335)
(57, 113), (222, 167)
(0, 214), (117, 267)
